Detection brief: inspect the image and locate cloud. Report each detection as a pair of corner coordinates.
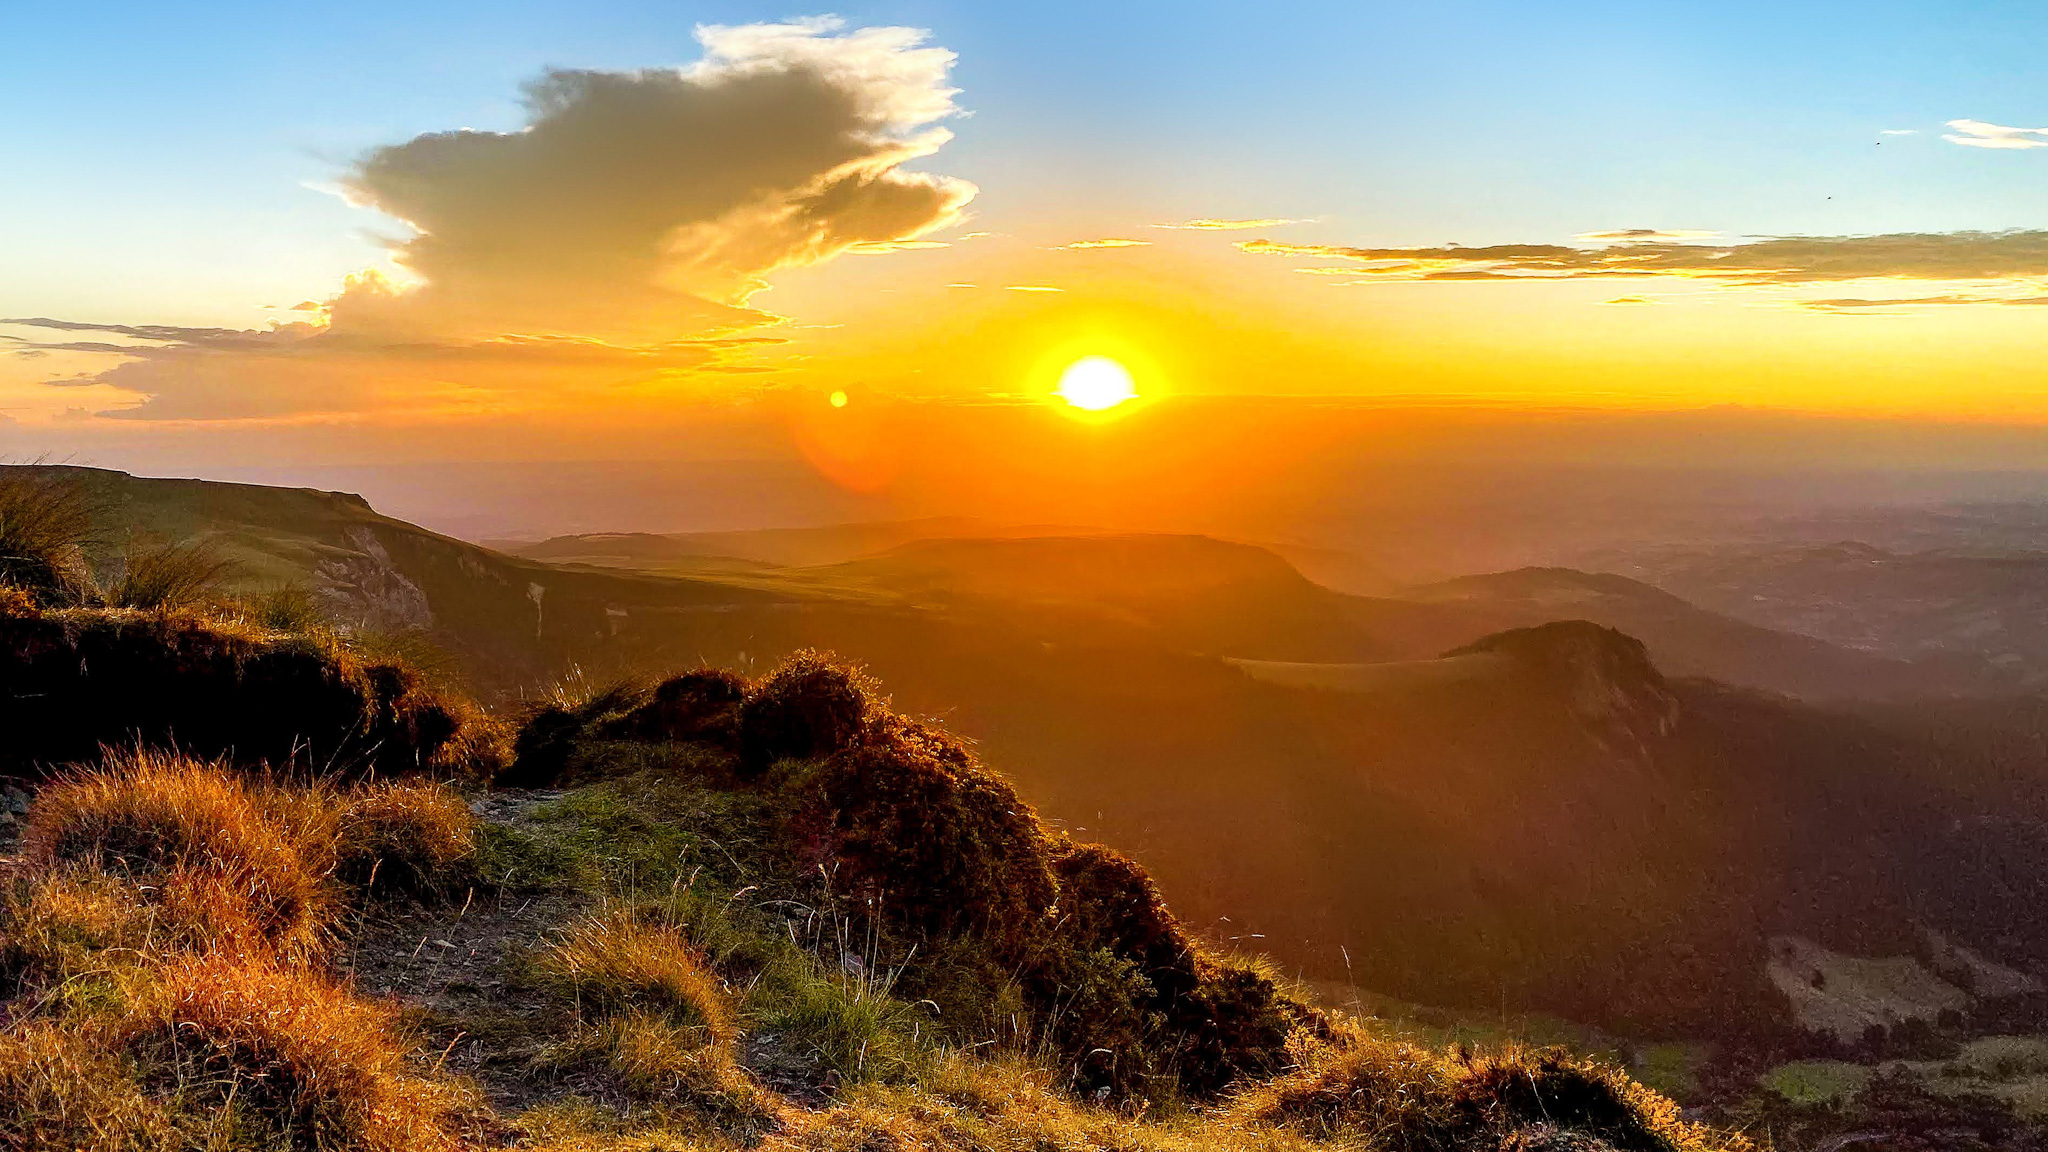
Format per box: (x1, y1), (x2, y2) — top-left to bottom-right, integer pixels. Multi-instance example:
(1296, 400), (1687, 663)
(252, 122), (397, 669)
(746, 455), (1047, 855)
(1944, 119), (2048, 150)
(1003, 285), (1062, 292)
(26, 18), (973, 421)
(1879, 129), (1918, 136)
(1153, 218), (1310, 230)
(1240, 229), (2048, 287)
(1051, 238), (1151, 250)
(336, 18), (974, 343)
(1575, 229), (1720, 242)
(1794, 294), (2048, 313)
(1601, 296), (1656, 306)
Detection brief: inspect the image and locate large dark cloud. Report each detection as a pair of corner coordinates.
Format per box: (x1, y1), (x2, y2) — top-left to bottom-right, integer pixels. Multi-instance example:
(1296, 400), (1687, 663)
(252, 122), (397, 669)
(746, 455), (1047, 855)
(1242, 230), (2048, 287)
(337, 20), (973, 343)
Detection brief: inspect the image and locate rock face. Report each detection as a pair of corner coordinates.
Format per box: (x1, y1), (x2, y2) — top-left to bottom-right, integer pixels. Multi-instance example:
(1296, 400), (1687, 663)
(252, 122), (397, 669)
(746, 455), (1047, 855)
(1768, 933), (2045, 1044)
(316, 526), (435, 631)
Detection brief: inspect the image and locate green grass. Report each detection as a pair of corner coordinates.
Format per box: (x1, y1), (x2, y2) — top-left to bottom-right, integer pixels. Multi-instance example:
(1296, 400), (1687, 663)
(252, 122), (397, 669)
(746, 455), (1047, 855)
(1760, 1060), (1871, 1106)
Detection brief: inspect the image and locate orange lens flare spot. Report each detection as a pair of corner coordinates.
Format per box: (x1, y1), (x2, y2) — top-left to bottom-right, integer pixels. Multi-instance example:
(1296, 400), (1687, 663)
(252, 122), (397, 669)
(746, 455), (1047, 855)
(1056, 357), (1137, 410)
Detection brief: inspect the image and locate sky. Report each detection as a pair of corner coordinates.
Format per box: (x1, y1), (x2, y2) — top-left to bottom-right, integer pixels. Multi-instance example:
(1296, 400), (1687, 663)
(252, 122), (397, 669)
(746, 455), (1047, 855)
(4, 2), (2048, 531)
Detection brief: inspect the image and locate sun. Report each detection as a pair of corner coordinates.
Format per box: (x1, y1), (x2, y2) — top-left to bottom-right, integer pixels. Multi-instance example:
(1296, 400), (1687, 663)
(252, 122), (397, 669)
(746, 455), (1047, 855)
(1056, 356), (1138, 410)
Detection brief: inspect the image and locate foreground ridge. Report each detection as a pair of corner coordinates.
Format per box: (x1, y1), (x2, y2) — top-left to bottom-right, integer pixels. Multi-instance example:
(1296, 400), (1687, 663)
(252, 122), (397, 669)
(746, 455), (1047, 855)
(0, 603), (1734, 1150)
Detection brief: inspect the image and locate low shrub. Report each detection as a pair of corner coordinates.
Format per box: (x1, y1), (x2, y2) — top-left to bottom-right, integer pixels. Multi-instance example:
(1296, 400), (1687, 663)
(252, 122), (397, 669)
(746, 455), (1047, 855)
(738, 651), (871, 774)
(0, 606), (506, 781)
(122, 956), (475, 1152)
(503, 679), (648, 788)
(778, 713), (1059, 955)
(628, 668), (747, 747)
(23, 752), (331, 960)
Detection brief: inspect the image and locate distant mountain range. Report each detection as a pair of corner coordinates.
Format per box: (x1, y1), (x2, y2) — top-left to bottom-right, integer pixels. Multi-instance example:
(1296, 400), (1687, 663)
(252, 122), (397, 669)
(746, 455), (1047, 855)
(40, 464), (2048, 1037)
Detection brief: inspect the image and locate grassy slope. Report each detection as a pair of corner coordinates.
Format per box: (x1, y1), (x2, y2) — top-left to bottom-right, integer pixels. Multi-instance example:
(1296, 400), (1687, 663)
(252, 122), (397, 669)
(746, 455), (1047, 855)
(0, 619), (1735, 1152)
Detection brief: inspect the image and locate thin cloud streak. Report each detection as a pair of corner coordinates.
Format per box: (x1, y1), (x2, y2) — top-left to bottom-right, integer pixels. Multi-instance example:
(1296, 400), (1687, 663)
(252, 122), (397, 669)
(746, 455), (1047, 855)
(1153, 217), (1311, 230)
(1241, 230), (2048, 289)
(1944, 119), (2048, 149)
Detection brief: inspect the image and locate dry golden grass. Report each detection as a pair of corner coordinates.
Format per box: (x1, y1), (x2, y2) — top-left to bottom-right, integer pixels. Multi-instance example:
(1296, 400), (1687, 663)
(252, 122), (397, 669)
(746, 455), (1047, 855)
(331, 780), (478, 898)
(551, 1012), (778, 1130)
(0, 1021), (176, 1152)
(772, 1052), (1319, 1152)
(121, 955), (477, 1152)
(537, 911), (737, 1044)
(23, 751), (332, 961)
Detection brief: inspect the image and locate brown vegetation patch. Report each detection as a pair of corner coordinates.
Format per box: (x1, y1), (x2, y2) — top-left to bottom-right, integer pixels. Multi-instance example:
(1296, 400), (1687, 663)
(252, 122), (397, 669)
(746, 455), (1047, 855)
(1236, 1036), (1731, 1152)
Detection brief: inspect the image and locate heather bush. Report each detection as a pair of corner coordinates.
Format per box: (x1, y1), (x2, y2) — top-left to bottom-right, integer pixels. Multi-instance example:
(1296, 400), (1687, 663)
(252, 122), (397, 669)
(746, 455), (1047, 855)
(738, 651), (871, 774)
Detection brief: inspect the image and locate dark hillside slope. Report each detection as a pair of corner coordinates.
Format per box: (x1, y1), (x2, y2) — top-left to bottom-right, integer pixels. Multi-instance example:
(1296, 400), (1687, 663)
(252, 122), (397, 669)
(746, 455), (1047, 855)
(824, 535), (1395, 662)
(888, 621), (2034, 1035)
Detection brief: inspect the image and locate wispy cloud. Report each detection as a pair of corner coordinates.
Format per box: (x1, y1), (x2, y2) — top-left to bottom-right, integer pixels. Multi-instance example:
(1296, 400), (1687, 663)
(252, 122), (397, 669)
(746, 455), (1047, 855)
(846, 240), (953, 254)
(1240, 230), (2048, 287)
(1794, 294), (2048, 313)
(1879, 128), (1918, 136)
(1003, 285), (1063, 292)
(1944, 119), (2048, 149)
(1601, 296), (1656, 306)
(1153, 217), (1310, 230)
(1575, 229), (1720, 242)
(1050, 238), (1151, 250)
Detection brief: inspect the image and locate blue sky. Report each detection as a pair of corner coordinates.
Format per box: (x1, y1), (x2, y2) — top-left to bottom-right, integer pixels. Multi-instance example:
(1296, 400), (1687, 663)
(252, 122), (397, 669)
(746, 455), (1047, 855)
(7, 1), (2047, 328)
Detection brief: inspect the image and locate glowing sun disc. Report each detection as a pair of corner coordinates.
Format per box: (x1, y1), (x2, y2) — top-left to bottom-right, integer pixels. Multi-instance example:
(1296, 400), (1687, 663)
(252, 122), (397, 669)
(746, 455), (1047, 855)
(1056, 356), (1138, 410)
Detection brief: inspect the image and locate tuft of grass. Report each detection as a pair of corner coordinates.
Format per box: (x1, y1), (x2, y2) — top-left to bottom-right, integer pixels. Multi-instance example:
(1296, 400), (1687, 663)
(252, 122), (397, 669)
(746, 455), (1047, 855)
(249, 579), (323, 632)
(23, 751), (332, 960)
(535, 911), (736, 1044)
(106, 536), (237, 611)
(331, 780), (478, 899)
(546, 1012), (776, 1128)
(121, 955), (476, 1152)
(0, 467), (101, 606)
(0, 1021), (177, 1152)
